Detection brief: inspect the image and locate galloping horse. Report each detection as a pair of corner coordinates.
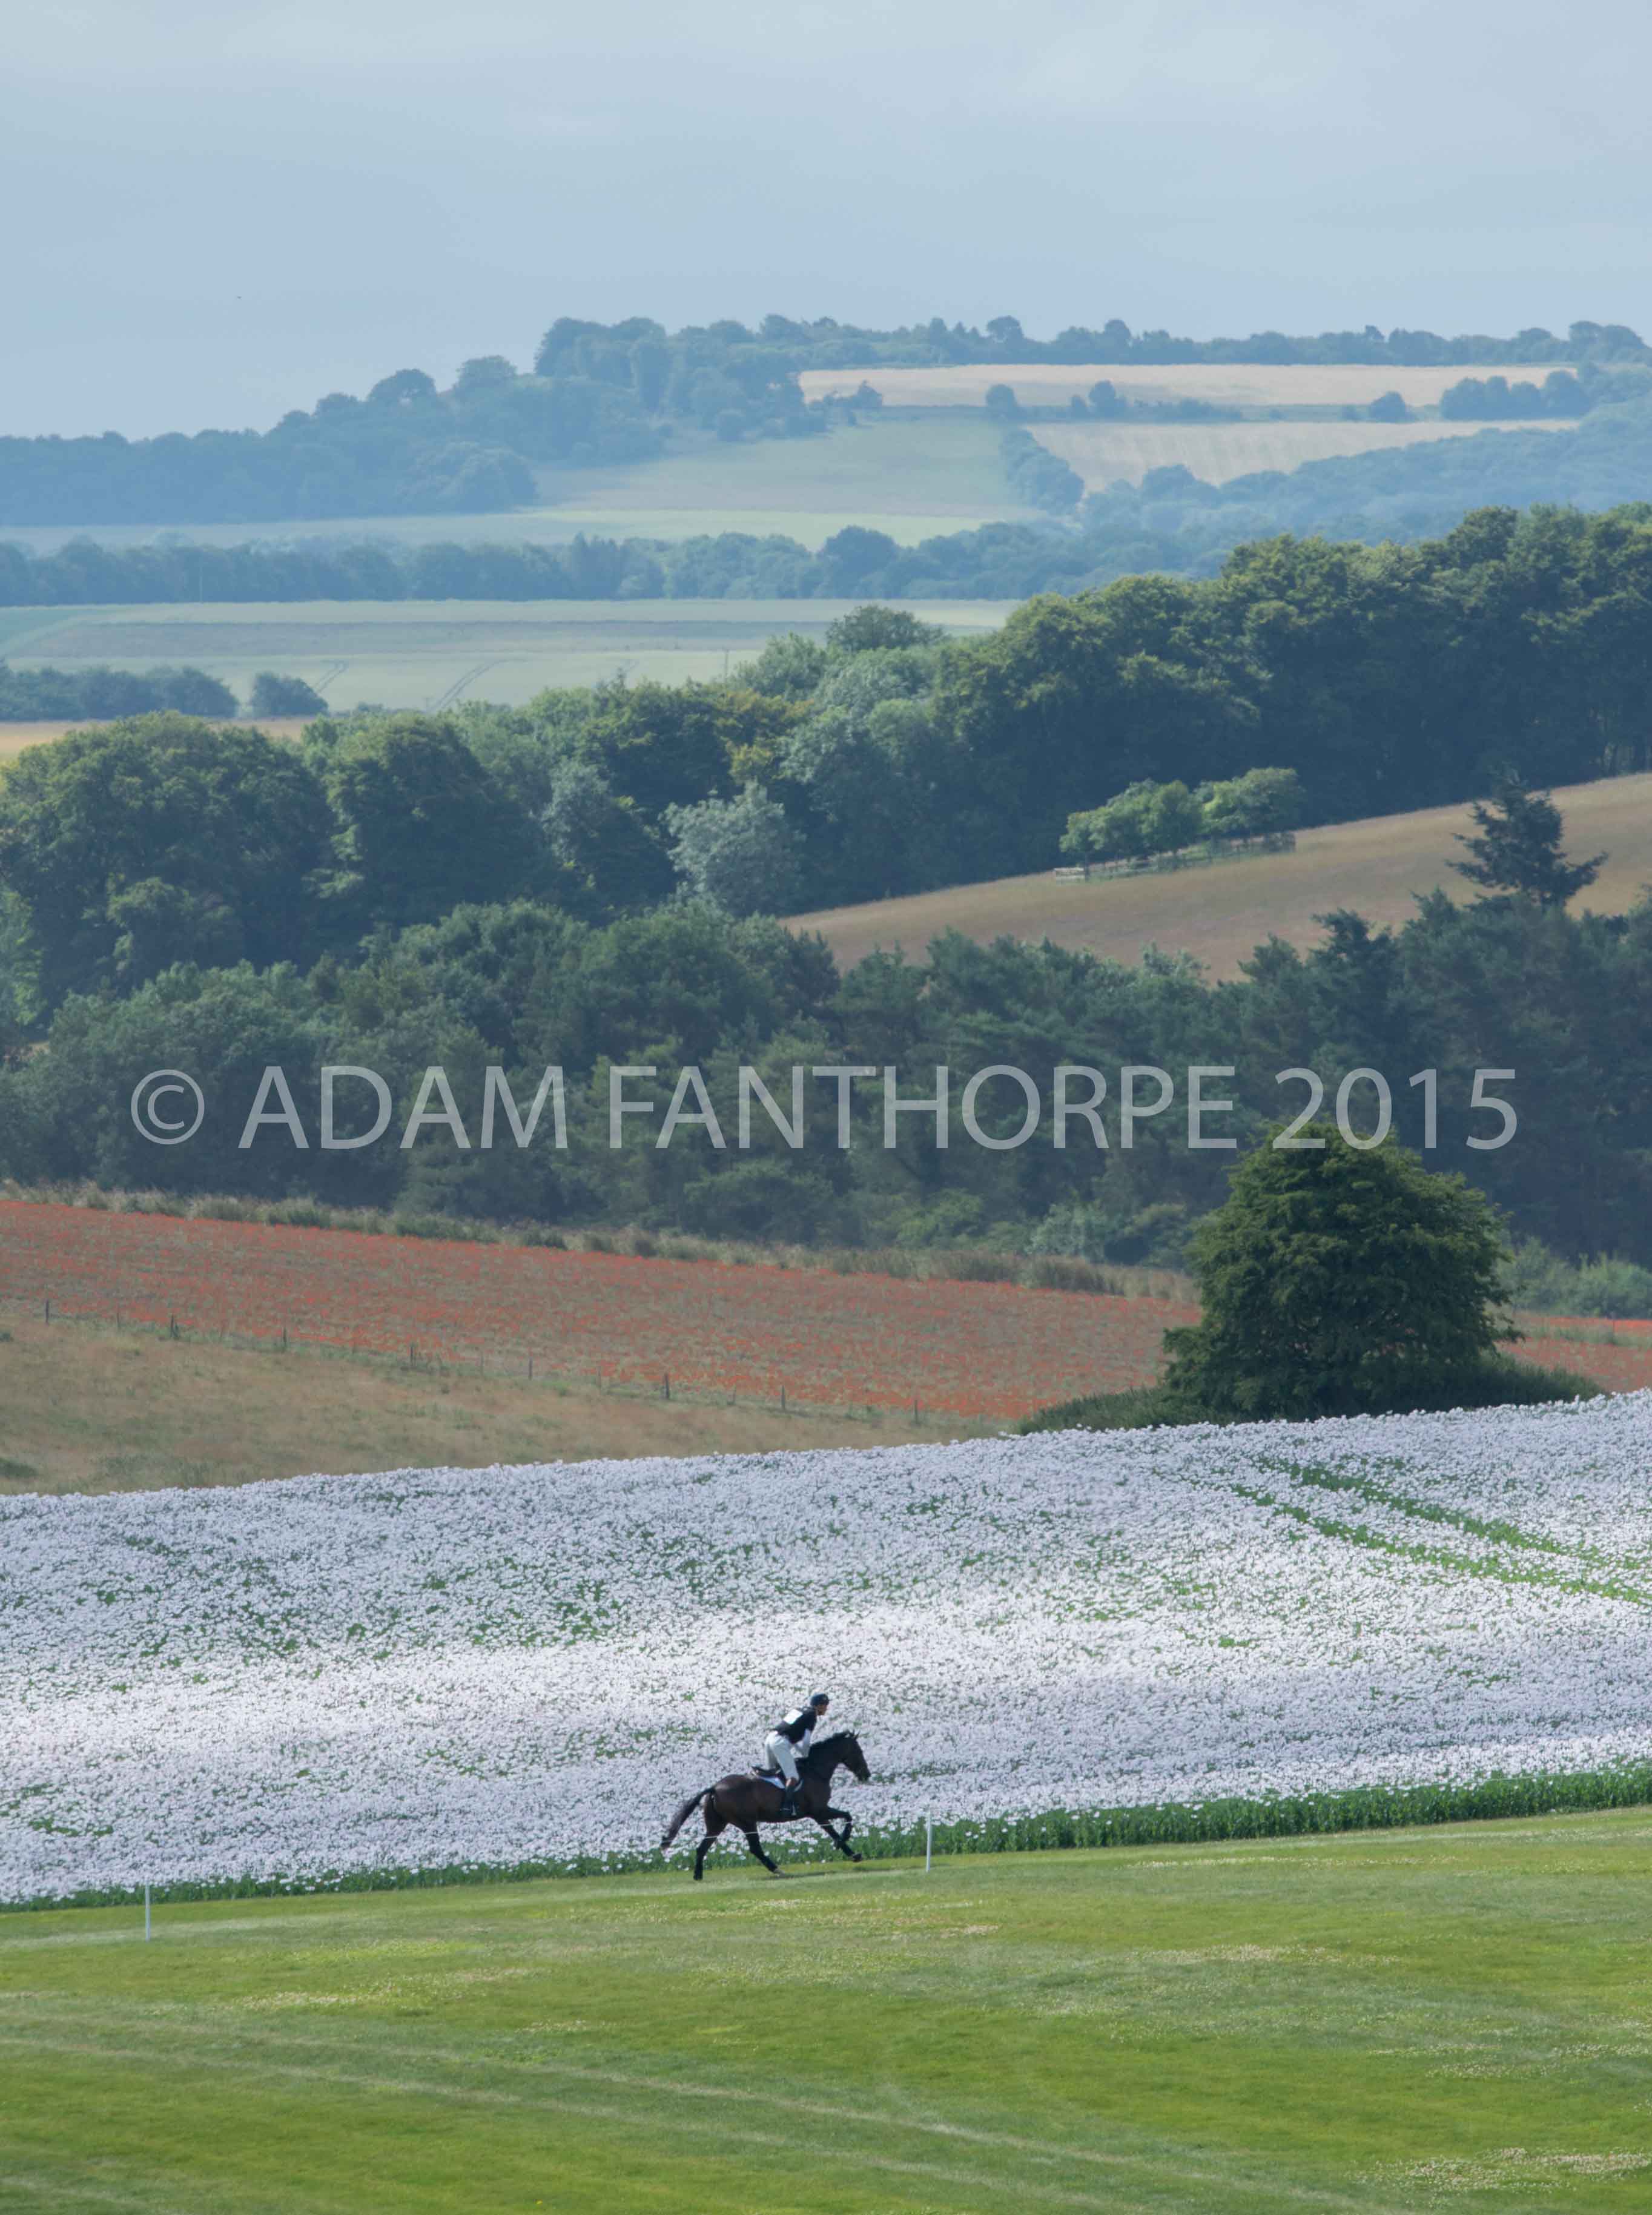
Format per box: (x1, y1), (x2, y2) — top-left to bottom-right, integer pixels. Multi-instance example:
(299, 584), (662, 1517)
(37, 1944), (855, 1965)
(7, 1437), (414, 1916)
(659, 1729), (870, 1880)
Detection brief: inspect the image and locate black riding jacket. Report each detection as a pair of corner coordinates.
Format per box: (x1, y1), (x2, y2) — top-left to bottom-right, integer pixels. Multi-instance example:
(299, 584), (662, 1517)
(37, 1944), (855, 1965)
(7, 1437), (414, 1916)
(774, 1705), (822, 1749)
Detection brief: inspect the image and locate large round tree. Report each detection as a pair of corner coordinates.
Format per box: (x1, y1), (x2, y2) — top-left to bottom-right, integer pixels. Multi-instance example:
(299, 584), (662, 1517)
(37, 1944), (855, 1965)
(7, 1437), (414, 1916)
(1160, 1123), (1511, 1420)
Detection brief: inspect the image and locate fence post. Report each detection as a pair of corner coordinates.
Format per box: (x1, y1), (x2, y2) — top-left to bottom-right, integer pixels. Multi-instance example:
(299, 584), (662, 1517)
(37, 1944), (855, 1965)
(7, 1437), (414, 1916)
(144, 1882), (151, 1941)
(925, 1815), (932, 1873)
(662, 1372), (670, 1401)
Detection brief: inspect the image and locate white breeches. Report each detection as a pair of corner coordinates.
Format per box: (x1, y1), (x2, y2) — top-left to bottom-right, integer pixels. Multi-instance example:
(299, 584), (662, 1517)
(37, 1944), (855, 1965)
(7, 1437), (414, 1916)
(764, 1732), (799, 1782)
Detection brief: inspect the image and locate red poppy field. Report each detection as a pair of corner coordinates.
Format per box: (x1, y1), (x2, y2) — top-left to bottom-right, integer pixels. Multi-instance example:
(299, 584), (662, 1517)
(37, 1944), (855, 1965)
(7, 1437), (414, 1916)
(0, 1202), (1194, 1422)
(0, 1201), (1644, 1423)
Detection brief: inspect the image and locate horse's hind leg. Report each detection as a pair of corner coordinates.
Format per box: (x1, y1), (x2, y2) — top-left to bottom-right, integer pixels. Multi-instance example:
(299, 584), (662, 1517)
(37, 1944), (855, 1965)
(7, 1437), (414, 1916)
(693, 1806), (727, 1882)
(817, 1809), (862, 1863)
(742, 1827), (784, 1877)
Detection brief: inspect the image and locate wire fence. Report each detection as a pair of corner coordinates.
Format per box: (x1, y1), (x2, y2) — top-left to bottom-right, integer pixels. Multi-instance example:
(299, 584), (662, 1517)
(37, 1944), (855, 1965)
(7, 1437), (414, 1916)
(0, 1290), (963, 1430)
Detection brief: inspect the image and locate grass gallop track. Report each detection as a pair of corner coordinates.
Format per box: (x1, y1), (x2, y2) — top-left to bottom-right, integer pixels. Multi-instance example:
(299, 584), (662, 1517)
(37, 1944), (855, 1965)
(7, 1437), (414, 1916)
(7, 1814), (1652, 2213)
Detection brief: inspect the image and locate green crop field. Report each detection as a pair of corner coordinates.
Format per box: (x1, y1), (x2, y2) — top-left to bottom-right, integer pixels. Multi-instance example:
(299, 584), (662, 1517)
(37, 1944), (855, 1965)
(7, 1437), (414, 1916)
(0, 596), (1018, 711)
(534, 412), (1036, 542)
(8, 1811), (1652, 2213)
(793, 770), (1652, 977)
(0, 418), (1036, 562)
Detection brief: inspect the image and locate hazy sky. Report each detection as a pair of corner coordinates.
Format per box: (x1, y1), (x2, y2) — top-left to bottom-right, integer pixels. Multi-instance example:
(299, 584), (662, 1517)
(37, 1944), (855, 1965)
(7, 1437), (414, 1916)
(10, 0), (1652, 437)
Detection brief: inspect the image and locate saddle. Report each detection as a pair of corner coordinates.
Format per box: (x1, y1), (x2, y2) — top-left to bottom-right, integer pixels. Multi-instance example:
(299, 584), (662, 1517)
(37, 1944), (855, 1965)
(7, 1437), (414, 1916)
(752, 1766), (785, 1781)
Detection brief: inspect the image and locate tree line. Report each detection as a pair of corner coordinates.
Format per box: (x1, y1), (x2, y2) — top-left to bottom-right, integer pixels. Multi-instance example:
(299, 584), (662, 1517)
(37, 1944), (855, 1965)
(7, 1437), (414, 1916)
(0, 662), (329, 723)
(9, 398), (1652, 610)
(1060, 768), (1301, 869)
(2, 506), (1649, 981)
(1, 546), (1650, 1269)
(3, 853), (1649, 1275)
(6, 313), (1649, 531)
(799, 314), (1650, 371)
(0, 321), (824, 528)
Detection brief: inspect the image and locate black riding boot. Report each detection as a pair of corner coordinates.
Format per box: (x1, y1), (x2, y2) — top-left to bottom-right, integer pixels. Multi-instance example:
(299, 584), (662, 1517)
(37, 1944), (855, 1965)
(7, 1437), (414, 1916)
(781, 1778), (801, 1817)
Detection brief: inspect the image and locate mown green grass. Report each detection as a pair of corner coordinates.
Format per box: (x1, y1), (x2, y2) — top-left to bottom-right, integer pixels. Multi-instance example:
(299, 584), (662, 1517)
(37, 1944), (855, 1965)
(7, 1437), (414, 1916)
(0, 418), (1036, 563)
(8, 1811), (1652, 2212)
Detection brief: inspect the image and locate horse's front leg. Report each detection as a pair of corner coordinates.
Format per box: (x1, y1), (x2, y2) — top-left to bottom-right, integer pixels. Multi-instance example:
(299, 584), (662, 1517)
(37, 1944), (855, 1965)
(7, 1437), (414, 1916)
(818, 1807), (862, 1862)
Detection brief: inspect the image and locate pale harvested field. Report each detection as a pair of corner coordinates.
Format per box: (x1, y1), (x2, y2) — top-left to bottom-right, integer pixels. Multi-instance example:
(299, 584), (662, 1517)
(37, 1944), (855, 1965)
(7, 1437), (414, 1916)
(790, 773), (1652, 977)
(0, 715), (311, 759)
(1036, 415), (1562, 490)
(0, 1311), (973, 1495)
(799, 361), (1560, 411)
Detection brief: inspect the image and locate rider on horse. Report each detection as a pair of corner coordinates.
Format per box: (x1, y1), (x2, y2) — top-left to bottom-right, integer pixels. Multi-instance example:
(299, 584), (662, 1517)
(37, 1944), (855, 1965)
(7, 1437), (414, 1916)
(764, 1692), (829, 1815)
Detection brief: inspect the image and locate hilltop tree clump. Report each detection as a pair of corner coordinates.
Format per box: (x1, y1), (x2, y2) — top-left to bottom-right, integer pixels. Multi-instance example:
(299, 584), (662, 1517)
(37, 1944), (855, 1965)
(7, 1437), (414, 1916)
(249, 672), (329, 718)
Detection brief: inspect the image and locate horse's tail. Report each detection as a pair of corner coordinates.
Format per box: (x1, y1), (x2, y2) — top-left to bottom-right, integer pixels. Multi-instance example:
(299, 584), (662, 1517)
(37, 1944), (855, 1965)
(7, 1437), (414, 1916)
(660, 1786), (711, 1852)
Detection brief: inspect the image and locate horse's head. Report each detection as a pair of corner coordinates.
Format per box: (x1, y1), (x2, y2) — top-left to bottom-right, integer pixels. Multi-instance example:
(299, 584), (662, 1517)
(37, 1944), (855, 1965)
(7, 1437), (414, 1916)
(813, 1728), (869, 1783)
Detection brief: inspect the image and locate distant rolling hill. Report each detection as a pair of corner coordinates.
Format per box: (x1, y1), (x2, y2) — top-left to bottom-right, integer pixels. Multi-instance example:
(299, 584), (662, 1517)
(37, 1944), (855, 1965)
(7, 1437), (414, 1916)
(1032, 414), (1564, 491)
(788, 773), (1652, 977)
(797, 361), (1560, 410)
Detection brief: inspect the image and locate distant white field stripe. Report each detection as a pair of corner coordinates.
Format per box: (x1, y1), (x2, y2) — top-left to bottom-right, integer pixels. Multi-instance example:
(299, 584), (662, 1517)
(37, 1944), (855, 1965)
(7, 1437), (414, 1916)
(4, 1396), (1652, 1901)
(1035, 415), (1565, 490)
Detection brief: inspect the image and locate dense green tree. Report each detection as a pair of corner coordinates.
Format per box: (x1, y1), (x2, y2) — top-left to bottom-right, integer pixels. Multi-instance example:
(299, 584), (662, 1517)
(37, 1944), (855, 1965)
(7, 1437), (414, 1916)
(517, 903), (833, 1076)
(1451, 777), (1606, 906)
(738, 633), (829, 699)
(1148, 781), (1203, 859)
(825, 605), (940, 654)
(1201, 765), (1303, 840)
(0, 886), (36, 1057)
(939, 587), (1255, 873)
(539, 758), (672, 919)
(451, 355), (519, 399)
(343, 900), (586, 1070)
(250, 671), (329, 717)
(1160, 1126), (1510, 1418)
(0, 661), (238, 720)
(584, 679), (804, 809)
(0, 715), (329, 1006)
(816, 527), (900, 595)
(319, 714), (532, 932)
(666, 788), (802, 916)
(1, 962), (337, 1198)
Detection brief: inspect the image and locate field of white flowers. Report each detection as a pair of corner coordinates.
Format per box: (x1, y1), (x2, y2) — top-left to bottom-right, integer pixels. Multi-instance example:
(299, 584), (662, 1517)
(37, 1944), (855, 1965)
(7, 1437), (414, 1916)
(5, 1393), (1652, 1904)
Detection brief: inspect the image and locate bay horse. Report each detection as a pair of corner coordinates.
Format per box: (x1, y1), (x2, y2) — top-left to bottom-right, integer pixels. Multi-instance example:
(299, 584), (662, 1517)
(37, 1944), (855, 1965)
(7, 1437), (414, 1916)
(659, 1729), (870, 1880)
